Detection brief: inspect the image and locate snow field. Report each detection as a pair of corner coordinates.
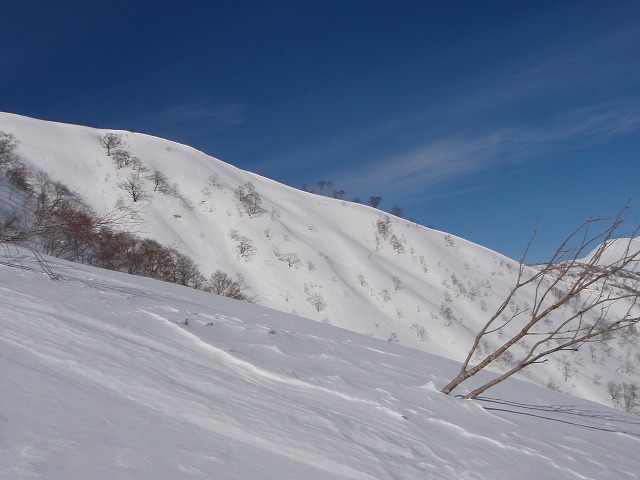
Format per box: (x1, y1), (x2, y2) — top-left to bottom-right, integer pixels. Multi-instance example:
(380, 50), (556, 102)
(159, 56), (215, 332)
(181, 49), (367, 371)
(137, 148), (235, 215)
(1, 253), (639, 479)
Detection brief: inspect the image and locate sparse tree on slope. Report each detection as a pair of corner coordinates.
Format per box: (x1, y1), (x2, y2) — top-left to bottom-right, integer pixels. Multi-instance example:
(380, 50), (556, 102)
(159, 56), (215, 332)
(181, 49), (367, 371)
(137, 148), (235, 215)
(331, 189), (347, 199)
(368, 196), (382, 208)
(147, 170), (171, 193)
(0, 131), (19, 170)
(234, 181), (262, 217)
(205, 270), (252, 301)
(111, 149), (131, 169)
(390, 205), (404, 218)
(100, 133), (124, 156)
(229, 229), (257, 260)
(441, 202), (640, 399)
(118, 174), (147, 202)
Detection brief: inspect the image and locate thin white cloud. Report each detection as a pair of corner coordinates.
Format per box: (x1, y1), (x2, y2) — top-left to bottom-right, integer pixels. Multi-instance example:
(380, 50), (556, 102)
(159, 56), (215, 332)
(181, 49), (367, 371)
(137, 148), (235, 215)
(449, 19), (640, 121)
(254, 15), (640, 201)
(351, 100), (640, 200)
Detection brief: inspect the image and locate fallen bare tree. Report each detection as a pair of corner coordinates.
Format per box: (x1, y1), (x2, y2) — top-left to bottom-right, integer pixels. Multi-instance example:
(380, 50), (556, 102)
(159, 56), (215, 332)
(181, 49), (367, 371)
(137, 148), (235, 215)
(442, 202), (640, 399)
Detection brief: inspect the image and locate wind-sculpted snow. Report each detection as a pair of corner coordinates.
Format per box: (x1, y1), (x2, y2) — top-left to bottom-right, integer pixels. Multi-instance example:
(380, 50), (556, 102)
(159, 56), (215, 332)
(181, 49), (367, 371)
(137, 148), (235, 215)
(0, 112), (638, 411)
(1, 254), (640, 479)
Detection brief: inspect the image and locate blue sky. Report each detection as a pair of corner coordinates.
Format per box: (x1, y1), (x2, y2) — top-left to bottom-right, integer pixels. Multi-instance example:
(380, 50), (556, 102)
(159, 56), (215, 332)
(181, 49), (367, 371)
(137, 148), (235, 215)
(2, 0), (639, 261)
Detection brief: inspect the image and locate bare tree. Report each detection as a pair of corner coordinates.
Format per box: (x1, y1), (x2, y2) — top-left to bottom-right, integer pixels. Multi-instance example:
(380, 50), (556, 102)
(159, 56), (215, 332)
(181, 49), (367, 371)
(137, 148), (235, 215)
(622, 383), (639, 412)
(6, 163), (30, 190)
(331, 189), (347, 199)
(207, 173), (223, 189)
(300, 182), (316, 194)
(111, 149), (131, 169)
(319, 180), (333, 194)
(100, 133), (124, 156)
(279, 252), (301, 268)
(307, 291), (327, 313)
(390, 234), (405, 254)
(1, 171), (140, 273)
(0, 131), (19, 170)
(390, 205), (404, 218)
(381, 288), (392, 303)
(205, 270), (253, 301)
(167, 248), (201, 287)
(118, 174), (147, 202)
(229, 229), (257, 260)
(411, 323), (428, 341)
(376, 215), (392, 240)
(607, 381), (623, 402)
(368, 196), (382, 208)
(234, 181), (262, 217)
(146, 170), (171, 193)
(130, 156), (148, 173)
(441, 203), (640, 399)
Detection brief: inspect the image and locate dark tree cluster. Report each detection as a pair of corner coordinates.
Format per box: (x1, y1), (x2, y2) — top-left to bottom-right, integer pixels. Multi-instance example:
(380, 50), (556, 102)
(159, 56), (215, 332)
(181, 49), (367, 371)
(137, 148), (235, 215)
(0, 132), (30, 190)
(92, 233), (203, 287)
(1, 130), (253, 302)
(298, 180), (406, 218)
(300, 180), (348, 200)
(204, 270), (253, 301)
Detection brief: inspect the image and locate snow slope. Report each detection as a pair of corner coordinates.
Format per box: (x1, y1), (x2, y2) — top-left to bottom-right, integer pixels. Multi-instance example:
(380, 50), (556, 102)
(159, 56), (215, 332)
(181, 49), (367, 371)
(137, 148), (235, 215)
(1, 252), (640, 480)
(582, 237), (640, 273)
(0, 112), (638, 410)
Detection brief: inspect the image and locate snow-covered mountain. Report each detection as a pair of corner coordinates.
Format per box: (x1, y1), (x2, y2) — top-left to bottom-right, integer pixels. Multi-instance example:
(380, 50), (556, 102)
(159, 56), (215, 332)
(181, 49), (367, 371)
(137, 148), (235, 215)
(0, 112), (638, 410)
(2, 252), (640, 479)
(583, 237), (640, 273)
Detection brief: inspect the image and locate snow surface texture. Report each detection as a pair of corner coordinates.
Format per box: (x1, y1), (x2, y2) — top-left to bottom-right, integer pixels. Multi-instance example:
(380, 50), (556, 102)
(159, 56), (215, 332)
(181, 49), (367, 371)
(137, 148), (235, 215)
(1, 253), (640, 479)
(583, 237), (640, 272)
(0, 112), (638, 411)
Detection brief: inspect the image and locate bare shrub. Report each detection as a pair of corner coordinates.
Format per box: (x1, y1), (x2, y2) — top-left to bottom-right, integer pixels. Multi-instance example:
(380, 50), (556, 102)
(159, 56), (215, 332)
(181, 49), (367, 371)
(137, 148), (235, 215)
(0, 131), (19, 170)
(100, 133), (124, 156)
(376, 215), (392, 240)
(229, 229), (257, 260)
(146, 170), (171, 193)
(623, 383), (639, 412)
(205, 270), (253, 301)
(442, 202), (640, 399)
(118, 174), (147, 202)
(111, 149), (131, 169)
(411, 323), (428, 341)
(279, 252), (301, 268)
(234, 181), (262, 217)
(606, 381), (624, 405)
(306, 291), (327, 313)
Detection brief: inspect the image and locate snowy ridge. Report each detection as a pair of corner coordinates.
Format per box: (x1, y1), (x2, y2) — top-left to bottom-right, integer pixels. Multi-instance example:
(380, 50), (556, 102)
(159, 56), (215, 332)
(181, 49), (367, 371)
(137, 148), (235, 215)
(0, 112), (638, 410)
(582, 237), (640, 273)
(1, 253), (640, 479)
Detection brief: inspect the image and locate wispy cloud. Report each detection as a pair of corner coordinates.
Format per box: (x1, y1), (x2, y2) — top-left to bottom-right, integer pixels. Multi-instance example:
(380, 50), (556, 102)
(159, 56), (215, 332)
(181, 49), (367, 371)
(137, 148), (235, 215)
(349, 100), (640, 201)
(346, 135), (507, 199)
(451, 19), (640, 120)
